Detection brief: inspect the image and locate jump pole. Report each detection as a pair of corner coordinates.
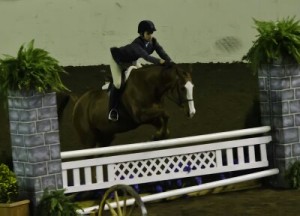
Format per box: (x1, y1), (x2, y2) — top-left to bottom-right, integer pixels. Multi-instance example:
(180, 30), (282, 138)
(77, 168), (279, 214)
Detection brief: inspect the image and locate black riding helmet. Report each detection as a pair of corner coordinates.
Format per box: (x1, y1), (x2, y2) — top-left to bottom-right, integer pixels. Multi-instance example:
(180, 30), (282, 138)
(138, 20), (156, 34)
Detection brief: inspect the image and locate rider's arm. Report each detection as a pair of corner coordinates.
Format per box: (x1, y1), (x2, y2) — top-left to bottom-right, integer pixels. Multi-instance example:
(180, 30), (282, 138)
(152, 38), (172, 62)
(134, 44), (162, 64)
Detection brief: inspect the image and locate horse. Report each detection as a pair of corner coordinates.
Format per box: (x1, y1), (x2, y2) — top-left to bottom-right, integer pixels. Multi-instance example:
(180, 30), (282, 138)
(72, 63), (196, 148)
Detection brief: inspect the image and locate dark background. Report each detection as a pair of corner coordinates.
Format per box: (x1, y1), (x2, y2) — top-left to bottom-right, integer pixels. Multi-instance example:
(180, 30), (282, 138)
(0, 62), (261, 163)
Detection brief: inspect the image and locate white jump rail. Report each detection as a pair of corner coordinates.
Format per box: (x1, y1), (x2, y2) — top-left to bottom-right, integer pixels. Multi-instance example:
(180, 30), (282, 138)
(60, 126), (279, 214)
(61, 126), (271, 159)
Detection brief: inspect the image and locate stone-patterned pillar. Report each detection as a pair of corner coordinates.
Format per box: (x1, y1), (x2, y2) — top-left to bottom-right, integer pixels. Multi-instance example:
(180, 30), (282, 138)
(259, 64), (300, 188)
(7, 91), (63, 213)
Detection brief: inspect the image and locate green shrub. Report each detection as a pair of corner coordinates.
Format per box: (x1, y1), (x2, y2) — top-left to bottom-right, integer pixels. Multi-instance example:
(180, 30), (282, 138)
(0, 40), (69, 95)
(37, 189), (82, 216)
(243, 16), (300, 73)
(286, 160), (300, 189)
(0, 163), (18, 203)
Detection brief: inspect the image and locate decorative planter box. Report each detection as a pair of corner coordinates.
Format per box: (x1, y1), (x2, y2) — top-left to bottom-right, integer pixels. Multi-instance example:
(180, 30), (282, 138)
(258, 64), (300, 187)
(7, 90), (63, 213)
(0, 200), (30, 216)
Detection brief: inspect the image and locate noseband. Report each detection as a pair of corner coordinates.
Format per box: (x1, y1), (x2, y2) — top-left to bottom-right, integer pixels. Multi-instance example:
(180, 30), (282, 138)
(167, 80), (194, 106)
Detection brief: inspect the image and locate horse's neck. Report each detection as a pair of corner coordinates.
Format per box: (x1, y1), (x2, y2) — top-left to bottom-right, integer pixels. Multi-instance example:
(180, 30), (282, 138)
(148, 66), (176, 93)
(158, 67), (178, 94)
(125, 65), (177, 100)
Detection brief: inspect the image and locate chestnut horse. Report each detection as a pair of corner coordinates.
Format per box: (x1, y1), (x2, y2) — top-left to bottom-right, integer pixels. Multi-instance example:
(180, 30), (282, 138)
(72, 63), (196, 148)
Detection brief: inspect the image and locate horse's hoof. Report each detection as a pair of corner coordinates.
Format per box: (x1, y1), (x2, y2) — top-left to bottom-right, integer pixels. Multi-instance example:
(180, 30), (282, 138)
(151, 134), (169, 141)
(151, 135), (158, 141)
(151, 135), (161, 141)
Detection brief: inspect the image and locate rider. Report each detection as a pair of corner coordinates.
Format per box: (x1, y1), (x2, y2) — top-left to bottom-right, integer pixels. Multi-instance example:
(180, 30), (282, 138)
(108, 20), (172, 121)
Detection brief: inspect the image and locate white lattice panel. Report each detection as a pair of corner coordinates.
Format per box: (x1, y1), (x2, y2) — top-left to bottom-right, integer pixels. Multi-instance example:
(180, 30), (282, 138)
(113, 151), (216, 181)
(62, 136), (272, 193)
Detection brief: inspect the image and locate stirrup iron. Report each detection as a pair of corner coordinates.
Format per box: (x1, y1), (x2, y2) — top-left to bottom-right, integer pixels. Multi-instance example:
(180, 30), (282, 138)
(108, 109), (119, 121)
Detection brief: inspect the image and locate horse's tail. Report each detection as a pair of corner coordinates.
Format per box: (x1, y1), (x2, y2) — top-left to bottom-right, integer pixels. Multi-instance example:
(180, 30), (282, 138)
(56, 92), (79, 122)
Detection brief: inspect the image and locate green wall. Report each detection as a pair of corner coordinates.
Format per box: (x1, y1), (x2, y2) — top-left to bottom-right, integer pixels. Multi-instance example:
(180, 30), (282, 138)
(0, 0), (299, 65)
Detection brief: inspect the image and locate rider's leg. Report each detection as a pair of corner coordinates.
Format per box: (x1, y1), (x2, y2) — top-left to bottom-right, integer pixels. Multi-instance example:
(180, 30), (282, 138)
(132, 58), (142, 68)
(110, 56), (122, 89)
(108, 86), (121, 121)
(108, 56), (122, 121)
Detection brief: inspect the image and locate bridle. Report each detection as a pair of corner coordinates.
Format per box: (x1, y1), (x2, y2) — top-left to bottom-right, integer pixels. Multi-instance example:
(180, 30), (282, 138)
(167, 78), (194, 107)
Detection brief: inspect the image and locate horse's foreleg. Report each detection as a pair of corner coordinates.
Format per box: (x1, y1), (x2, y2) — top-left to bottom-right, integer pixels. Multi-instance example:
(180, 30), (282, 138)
(95, 133), (115, 148)
(152, 115), (170, 141)
(135, 107), (169, 140)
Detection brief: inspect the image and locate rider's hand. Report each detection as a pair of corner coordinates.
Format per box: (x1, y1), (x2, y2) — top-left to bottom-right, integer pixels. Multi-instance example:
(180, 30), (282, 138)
(160, 59), (165, 64)
(162, 60), (174, 68)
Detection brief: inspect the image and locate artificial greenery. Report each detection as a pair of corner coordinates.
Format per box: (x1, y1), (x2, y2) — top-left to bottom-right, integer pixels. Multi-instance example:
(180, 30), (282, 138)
(0, 163), (18, 203)
(0, 40), (69, 94)
(286, 160), (300, 189)
(37, 189), (81, 216)
(243, 16), (300, 73)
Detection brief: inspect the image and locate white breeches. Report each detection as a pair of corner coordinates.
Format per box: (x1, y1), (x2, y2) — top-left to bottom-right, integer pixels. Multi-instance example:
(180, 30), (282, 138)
(109, 57), (142, 89)
(109, 56), (122, 89)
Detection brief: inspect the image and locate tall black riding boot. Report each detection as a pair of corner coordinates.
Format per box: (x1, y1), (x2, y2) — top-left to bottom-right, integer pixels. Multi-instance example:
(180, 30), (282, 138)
(108, 86), (121, 121)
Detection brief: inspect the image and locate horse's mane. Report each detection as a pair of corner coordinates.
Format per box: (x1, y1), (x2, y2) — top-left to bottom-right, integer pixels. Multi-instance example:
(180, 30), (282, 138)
(140, 64), (155, 68)
(137, 63), (177, 72)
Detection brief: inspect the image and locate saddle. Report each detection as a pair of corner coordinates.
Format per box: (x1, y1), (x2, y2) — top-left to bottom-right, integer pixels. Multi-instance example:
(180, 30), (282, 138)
(102, 64), (140, 90)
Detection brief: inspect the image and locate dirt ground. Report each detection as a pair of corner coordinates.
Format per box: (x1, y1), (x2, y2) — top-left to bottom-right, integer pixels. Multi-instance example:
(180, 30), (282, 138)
(77, 180), (299, 216)
(143, 186), (300, 216)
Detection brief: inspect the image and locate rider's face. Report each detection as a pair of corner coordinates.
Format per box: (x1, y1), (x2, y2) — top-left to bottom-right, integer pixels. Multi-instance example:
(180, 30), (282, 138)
(143, 31), (153, 42)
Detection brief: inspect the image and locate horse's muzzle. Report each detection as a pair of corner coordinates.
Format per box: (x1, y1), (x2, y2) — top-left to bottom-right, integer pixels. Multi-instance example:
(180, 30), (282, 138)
(189, 109), (196, 118)
(187, 99), (196, 118)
